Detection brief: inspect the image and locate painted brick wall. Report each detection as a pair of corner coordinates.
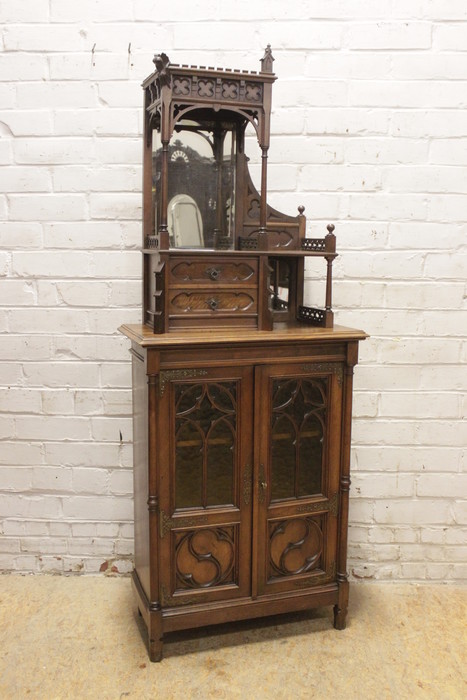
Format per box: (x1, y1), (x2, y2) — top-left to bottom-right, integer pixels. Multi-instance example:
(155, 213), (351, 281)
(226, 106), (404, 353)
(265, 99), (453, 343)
(0, 1), (465, 580)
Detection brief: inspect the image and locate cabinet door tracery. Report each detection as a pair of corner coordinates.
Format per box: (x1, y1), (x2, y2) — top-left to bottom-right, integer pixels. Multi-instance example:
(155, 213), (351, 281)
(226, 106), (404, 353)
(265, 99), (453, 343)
(123, 328), (365, 662)
(270, 375), (328, 501)
(256, 363), (343, 596)
(157, 366), (254, 606)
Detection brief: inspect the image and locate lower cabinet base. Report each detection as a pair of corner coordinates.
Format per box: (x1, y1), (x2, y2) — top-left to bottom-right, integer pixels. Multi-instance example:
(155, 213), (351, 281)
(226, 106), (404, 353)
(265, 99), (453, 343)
(132, 571), (349, 663)
(120, 325), (365, 663)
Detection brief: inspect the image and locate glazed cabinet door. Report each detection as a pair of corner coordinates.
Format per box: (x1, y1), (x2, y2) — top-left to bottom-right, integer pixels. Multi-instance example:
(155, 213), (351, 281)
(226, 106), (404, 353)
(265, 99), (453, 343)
(255, 362), (343, 597)
(157, 366), (253, 607)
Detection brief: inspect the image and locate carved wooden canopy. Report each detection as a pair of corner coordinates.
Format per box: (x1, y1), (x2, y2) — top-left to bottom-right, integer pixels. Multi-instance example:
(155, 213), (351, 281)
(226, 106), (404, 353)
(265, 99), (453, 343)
(142, 46), (276, 148)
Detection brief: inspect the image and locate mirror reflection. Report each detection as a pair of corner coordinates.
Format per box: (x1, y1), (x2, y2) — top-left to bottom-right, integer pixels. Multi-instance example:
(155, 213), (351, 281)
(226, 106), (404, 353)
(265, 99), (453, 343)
(153, 119), (237, 249)
(269, 258), (292, 312)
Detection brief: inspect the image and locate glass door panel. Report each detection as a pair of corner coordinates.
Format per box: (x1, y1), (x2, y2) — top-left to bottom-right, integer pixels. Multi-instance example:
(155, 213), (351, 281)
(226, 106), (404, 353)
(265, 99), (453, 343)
(174, 381), (237, 509)
(255, 362), (342, 597)
(157, 366), (253, 606)
(270, 376), (327, 501)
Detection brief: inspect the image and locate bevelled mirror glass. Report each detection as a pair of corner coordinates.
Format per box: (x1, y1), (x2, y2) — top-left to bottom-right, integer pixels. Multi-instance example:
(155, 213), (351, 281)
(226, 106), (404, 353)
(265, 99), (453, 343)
(152, 118), (237, 249)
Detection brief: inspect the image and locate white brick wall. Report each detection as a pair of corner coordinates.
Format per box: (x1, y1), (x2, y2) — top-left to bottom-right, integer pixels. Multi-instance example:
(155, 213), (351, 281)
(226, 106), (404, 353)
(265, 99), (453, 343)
(0, 1), (465, 581)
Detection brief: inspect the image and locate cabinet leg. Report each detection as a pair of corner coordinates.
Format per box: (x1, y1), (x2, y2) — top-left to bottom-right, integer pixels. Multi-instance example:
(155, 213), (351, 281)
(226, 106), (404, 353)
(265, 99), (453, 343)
(148, 608), (163, 662)
(334, 578), (349, 630)
(333, 603), (347, 630)
(149, 637), (163, 662)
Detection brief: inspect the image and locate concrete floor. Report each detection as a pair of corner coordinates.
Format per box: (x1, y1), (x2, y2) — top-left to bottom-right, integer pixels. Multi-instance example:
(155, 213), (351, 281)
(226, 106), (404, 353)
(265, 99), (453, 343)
(0, 576), (465, 699)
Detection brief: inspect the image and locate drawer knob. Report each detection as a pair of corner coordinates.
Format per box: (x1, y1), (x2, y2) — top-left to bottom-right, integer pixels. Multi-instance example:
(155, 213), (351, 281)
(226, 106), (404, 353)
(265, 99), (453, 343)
(206, 267), (221, 280)
(207, 297), (219, 311)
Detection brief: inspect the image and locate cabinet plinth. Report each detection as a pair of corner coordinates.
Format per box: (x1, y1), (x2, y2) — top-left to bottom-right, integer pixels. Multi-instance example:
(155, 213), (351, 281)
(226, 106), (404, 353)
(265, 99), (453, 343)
(121, 323), (365, 661)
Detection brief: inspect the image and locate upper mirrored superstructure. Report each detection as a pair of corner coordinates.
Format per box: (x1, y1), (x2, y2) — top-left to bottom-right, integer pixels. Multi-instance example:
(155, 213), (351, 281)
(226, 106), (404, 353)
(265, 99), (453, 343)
(141, 48), (336, 333)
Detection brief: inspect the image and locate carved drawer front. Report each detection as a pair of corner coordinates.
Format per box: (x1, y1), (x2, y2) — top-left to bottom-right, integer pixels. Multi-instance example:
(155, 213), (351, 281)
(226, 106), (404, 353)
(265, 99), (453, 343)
(169, 290), (258, 315)
(169, 257), (258, 287)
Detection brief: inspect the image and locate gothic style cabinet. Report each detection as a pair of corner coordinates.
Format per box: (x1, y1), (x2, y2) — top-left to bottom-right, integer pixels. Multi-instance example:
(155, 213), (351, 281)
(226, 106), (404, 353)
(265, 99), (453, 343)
(120, 49), (366, 661)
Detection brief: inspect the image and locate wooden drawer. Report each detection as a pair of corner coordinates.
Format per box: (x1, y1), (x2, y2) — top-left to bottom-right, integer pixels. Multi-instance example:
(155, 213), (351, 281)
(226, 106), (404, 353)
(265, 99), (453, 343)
(169, 256), (258, 287)
(168, 289), (258, 315)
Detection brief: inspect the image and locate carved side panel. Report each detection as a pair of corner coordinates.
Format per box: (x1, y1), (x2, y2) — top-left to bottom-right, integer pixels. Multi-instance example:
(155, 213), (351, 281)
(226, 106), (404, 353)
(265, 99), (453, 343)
(174, 526), (237, 590)
(268, 516), (323, 581)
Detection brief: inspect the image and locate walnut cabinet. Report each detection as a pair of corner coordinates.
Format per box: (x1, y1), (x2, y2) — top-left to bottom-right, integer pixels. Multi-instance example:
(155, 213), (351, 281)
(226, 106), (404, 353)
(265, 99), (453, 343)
(120, 324), (365, 661)
(120, 47), (367, 661)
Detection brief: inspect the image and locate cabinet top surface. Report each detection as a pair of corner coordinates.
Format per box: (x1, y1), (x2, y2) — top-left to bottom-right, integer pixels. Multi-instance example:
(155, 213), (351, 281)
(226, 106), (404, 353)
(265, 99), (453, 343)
(119, 323), (368, 348)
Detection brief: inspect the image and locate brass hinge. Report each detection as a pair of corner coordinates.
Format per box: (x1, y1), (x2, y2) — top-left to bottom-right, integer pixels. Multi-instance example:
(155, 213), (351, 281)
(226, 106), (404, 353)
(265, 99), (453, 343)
(293, 561), (337, 588)
(301, 363), (343, 386)
(160, 584), (209, 608)
(159, 369), (208, 397)
(295, 492), (339, 517)
(159, 509), (208, 538)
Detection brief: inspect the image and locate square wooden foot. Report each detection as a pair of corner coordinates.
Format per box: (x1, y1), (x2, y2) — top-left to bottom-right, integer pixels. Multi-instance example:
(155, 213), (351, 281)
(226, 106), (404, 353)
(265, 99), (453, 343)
(149, 638), (163, 662)
(333, 603), (348, 630)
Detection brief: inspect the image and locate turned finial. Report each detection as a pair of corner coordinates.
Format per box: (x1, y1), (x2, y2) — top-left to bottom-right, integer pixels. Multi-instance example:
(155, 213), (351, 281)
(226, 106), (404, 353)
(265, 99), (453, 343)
(298, 205), (305, 216)
(261, 45), (275, 73)
(327, 223), (335, 235)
